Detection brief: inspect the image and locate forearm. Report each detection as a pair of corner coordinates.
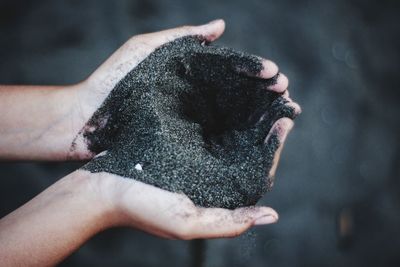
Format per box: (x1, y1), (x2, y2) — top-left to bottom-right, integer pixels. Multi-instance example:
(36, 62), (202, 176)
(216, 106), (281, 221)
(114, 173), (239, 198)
(0, 84), (85, 160)
(0, 171), (114, 267)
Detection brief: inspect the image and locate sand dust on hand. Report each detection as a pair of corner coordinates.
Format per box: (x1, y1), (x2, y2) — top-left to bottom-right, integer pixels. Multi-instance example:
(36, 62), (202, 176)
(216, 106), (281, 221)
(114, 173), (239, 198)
(77, 36), (298, 209)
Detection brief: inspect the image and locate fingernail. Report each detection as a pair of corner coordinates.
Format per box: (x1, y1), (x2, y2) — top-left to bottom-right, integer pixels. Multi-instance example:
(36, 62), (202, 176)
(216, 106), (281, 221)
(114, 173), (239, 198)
(253, 215), (278, 225)
(207, 19), (222, 25)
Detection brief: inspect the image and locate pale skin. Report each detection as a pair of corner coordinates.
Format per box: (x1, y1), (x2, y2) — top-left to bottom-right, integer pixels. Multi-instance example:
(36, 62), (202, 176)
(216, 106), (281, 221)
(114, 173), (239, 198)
(0, 19), (301, 266)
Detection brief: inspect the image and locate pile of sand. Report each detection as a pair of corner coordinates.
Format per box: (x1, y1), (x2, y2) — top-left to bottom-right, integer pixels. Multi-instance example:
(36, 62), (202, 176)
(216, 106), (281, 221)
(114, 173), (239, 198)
(80, 36), (296, 209)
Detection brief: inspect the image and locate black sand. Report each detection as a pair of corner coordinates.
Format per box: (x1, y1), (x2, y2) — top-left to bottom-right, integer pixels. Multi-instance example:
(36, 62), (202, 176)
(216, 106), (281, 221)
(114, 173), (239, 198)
(78, 36), (297, 209)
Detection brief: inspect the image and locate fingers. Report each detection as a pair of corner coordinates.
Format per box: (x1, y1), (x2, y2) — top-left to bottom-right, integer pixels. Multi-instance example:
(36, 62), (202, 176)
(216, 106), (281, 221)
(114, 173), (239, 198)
(264, 117), (294, 178)
(153, 19), (287, 94)
(237, 58), (278, 80)
(255, 72), (289, 93)
(259, 59), (279, 79)
(281, 94), (302, 118)
(267, 73), (289, 93)
(235, 59), (287, 93)
(252, 95), (300, 143)
(182, 206), (278, 239)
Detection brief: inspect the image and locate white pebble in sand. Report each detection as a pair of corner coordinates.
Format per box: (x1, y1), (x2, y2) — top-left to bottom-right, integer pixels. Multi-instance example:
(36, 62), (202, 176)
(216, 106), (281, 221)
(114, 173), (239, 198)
(134, 163), (143, 171)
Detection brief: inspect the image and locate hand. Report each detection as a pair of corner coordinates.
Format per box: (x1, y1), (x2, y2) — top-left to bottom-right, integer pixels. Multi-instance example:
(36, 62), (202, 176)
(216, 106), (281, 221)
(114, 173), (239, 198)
(75, 20), (300, 237)
(0, 19), (295, 161)
(79, 169), (280, 240)
(69, 19), (292, 159)
(77, 26), (302, 233)
(78, 106), (299, 239)
(77, 23), (301, 208)
(0, 20), (301, 267)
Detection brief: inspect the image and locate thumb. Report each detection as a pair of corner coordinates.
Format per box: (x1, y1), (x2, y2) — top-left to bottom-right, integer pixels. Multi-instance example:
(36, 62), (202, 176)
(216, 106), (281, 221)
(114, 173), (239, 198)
(165, 19), (225, 43)
(139, 19), (226, 47)
(195, 19), (226, 42)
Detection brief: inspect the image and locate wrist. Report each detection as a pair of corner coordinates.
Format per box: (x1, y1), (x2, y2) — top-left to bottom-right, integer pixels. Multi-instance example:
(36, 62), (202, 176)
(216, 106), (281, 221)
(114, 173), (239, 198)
(71, 79), (98, 126)
(0, 84), (94, 161)
(63, 81), (92, 133)
(69, 170), (124, 228)
(64, 170), (119, 231)
(61, 81), (98, 160)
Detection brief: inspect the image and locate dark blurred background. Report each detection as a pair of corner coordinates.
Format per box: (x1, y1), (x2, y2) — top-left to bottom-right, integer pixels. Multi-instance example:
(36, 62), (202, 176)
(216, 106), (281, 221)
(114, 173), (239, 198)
(1, 0), (399, 266)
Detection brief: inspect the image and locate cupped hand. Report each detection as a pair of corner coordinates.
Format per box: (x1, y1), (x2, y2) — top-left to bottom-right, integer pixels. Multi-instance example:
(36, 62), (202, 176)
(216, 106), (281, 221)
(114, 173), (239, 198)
(79, 170), (279, 240)
(69, 19), (301, 238)
(76, 31), (301, 208)
(69, 19), (291, 159)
